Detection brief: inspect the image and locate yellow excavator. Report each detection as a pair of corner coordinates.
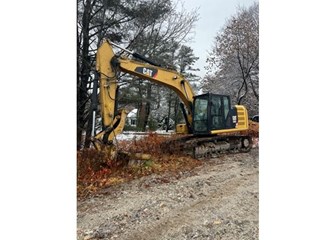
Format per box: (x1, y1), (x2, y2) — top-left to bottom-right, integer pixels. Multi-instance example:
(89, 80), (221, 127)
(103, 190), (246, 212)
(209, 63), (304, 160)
(92, 39), (255, 159)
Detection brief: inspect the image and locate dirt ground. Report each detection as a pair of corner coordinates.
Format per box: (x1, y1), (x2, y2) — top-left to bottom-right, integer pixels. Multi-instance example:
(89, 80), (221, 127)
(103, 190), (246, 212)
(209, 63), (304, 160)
(77, 148), (259, 240)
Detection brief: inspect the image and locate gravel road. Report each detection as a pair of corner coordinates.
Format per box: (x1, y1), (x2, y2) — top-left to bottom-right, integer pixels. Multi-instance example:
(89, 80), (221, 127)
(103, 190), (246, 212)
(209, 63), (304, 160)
(77, 148), (259, 240)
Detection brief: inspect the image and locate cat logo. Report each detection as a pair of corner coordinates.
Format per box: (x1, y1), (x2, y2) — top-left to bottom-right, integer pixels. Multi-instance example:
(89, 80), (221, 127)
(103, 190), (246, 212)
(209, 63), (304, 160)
(135, 67), (158, 78)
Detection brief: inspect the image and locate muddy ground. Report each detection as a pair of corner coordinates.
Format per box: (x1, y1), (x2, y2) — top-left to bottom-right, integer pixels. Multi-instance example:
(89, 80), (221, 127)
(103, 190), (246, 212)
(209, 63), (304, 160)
(77, 148), (259, 240)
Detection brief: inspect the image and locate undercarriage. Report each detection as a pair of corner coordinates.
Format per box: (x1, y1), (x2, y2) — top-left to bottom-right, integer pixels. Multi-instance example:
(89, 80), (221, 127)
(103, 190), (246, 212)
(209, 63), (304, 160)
(161, 134), (252, 159)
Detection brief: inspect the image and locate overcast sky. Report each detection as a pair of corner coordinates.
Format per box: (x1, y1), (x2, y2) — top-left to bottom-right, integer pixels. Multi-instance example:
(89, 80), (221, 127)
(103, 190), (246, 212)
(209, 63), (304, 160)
(175, 0), (257, 78)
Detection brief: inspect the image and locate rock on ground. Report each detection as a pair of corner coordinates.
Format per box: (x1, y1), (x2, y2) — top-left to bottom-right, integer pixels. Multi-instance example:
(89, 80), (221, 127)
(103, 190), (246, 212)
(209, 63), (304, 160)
(77, 149), (259, 240)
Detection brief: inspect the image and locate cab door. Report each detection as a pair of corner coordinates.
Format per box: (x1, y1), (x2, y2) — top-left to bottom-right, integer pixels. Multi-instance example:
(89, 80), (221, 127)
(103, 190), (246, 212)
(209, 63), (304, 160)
(193, 93), (236, 135)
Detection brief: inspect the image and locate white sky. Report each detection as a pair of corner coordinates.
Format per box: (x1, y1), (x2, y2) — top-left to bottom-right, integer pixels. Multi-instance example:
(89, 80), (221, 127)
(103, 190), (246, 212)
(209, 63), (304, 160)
(175, 0), (257, 78)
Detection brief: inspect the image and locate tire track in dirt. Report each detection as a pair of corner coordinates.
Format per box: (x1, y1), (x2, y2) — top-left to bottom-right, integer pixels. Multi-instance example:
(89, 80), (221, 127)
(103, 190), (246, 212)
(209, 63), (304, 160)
(124, 167), (257, 240)
(77, 149), (258, 240)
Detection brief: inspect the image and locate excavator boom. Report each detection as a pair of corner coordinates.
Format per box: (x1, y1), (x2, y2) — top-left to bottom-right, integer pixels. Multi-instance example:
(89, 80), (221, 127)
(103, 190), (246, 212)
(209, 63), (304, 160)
(93, 39), (255, 158)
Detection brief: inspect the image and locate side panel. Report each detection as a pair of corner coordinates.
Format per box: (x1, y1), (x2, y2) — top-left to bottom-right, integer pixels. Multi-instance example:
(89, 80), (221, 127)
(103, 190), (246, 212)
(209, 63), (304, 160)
(210, 105), (249, 135)
(235, 105), (249, 131)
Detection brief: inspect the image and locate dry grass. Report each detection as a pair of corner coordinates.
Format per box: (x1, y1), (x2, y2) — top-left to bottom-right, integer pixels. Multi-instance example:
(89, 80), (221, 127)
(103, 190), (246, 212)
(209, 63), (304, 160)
(77, 133), (201, 199)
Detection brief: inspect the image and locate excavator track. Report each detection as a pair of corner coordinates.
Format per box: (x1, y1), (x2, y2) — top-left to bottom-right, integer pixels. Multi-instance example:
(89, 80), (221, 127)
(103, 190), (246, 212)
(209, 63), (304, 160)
(161, 134), (252, 159)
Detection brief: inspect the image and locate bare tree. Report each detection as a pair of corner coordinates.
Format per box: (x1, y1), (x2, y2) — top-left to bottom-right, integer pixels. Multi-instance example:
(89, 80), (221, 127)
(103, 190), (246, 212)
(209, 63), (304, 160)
(204, 2), (259, 115)
(117, 3), (199, 132)
(77, 0), (173, 148)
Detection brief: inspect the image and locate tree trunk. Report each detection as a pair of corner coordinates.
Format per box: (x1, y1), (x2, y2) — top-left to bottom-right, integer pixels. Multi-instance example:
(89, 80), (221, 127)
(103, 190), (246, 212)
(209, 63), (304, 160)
(77, 0), (92, 149)
(142, 85), (152, 131)
(173, 96), (179, 129)
(166, 91), (172, 132)
(138, 84), (152, 132)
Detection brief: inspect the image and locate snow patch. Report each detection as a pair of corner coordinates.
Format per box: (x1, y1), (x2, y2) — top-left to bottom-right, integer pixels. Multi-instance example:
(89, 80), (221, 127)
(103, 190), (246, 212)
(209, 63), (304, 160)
(116, 130), (174, 141)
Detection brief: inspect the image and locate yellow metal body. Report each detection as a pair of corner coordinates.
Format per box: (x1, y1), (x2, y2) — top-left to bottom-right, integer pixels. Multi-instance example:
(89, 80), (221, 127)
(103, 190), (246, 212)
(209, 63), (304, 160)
(235, 105), (249, 130)
(93, 40), (128, 149)
(94, 109), (128, 143)
(97, 40), (194, 127)
(116, 59), (195, 127)
(96, 40), (118, 127)
(176, 124), (189, 134)
(210, 105), (249, 135)
(117, 59), (195, 108)
(94, 39), (252, 150)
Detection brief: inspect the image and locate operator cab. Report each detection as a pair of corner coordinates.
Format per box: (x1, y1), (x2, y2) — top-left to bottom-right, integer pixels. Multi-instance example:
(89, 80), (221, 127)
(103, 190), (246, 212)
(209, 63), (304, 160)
(193, 93), (237, 135)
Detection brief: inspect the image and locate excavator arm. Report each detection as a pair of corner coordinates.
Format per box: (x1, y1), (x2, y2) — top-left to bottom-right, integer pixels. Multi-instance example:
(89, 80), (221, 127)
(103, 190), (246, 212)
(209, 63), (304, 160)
(92, 38), (255, 159)
(114, 53), (195, 130)
(98, 39), (196, 133)
(92, 38), (195, 155)
(92, 39), (128, 152)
